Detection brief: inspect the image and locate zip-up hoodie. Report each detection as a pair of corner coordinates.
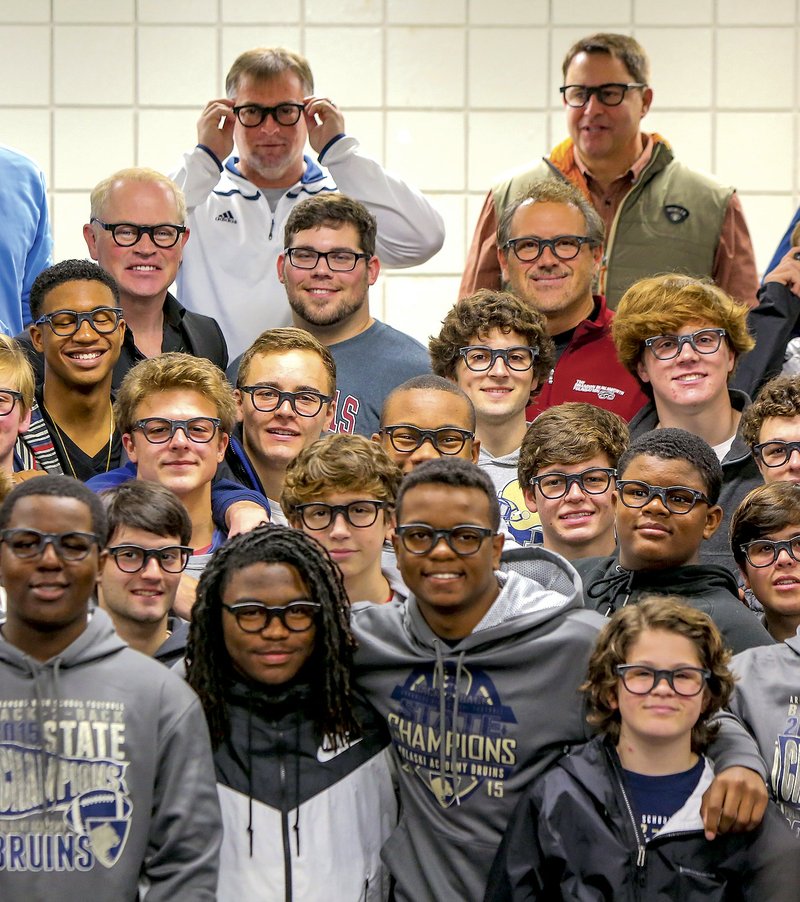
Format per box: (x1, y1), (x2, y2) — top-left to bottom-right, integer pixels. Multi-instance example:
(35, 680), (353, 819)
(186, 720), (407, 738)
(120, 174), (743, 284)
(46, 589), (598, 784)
(485, 736), (800, 901)
(0, 609), (221, 900)
(575, 554), (773, 654)
(213, 677), (397, 901)
(351, 550), (606, 901)
(730, 629), (800, 835)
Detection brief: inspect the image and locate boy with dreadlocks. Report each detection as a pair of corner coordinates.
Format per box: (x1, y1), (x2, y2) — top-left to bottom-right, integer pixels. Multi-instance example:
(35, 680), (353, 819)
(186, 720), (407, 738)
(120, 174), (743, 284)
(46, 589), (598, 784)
(186, 524), (396, 901)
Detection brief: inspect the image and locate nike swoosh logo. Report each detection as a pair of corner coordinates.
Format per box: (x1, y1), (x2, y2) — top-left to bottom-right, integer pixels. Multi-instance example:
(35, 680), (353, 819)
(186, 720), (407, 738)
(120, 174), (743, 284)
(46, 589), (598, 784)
(316, 736), (363, 762)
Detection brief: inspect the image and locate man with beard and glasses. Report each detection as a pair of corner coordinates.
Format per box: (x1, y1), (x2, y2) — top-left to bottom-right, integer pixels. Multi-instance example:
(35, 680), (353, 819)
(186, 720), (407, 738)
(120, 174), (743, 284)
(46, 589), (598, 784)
(228, 194), (431, 437)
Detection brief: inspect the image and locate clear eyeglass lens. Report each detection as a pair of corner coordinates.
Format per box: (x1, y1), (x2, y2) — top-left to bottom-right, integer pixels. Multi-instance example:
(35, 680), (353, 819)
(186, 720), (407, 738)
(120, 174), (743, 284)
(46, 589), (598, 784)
(300, 502), (381, 530)
(232, 602), (318, 633)
(745, 537), (800, 567)
(0, 391), (19, 415)
(3, 529), (94, 560)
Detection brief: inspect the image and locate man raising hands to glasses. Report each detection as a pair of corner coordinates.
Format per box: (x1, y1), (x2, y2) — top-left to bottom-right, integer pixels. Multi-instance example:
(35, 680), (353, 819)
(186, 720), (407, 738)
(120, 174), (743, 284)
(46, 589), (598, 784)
(173, 46), (444, 358)
(461, 32), (758, 309)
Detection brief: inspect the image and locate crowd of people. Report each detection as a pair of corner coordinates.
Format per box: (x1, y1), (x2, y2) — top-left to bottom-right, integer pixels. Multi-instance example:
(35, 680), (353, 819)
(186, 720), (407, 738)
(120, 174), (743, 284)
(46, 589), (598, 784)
(1, 32), (800, 902)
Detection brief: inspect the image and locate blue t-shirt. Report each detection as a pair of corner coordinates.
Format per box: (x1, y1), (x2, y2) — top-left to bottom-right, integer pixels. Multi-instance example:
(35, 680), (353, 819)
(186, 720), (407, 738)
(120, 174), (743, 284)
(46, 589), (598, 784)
(622, 756), (705, 841)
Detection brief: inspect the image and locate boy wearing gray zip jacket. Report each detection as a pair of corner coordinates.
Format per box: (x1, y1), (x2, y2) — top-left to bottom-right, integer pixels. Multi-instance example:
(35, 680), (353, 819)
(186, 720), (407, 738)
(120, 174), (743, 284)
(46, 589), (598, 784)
(0, 475), (221, 900)
(351, 459), (771, 902)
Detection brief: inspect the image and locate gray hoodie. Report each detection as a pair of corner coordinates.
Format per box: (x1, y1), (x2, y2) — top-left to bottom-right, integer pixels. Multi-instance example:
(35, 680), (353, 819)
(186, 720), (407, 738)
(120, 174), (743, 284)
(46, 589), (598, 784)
(730, 629), (800, 836)
(0, 608), (221, 900)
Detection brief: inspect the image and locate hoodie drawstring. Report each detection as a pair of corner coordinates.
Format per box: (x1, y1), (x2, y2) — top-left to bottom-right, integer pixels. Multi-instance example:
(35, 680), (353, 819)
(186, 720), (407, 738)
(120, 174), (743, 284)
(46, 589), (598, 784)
(246, 699), (254, 856)
(587, 565), (635, 616)
(293, 708), (301, 856)
(433, 640), (467, 807)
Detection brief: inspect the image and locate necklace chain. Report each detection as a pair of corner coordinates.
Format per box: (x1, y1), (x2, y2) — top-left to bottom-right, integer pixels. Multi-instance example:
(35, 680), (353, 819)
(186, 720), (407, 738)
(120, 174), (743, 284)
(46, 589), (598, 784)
(42, 399), (115, 477)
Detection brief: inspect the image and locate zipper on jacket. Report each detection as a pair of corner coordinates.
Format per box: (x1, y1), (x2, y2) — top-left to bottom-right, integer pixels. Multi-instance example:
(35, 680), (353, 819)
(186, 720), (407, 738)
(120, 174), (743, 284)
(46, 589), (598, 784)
(280, 755), (292, 901)
(608, 749), (648, 881)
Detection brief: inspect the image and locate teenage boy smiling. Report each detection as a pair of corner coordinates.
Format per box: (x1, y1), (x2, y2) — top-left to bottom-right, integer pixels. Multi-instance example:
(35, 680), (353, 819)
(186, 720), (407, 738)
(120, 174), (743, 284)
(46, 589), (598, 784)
(575, 428), (772, 654)
(429, 289), (554, 546)
(612, 273), (760, 574)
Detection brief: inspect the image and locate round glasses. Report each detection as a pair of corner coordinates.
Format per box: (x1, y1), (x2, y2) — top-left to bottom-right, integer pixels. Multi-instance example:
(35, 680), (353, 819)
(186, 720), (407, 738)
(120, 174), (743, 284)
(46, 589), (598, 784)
(740, 535), (800, 568)
(381, 425), (474, 456)
(752, 440), (800, 468)
(1, 528), (99, 561)
(616, 480), (710, 515)
(0, 389), (23, 417)
(91, 218), (186, 249)
(644, 329), (727, 361)
(531, 467), (616, 499)
(616, 665), (710, 697)
(285, 247), (370, 272)
(560, 82), (647, 107)
(294, 500), (389, 531)
(238, 386), (332, 417)
(131, 417), (221, 444)
(108, 544), (193, 573)
(232, 102), (305, 127)
(222, 600), (321, 633)
(459, 345), (538, 372)
(395, 524), (494, 556)
(502, 234), (596, 263)
(34, 306), (124, 337)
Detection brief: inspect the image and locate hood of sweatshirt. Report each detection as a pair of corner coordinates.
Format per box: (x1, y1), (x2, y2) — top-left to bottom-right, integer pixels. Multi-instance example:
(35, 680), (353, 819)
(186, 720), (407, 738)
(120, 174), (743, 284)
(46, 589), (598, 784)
(578, 555), (739, 616)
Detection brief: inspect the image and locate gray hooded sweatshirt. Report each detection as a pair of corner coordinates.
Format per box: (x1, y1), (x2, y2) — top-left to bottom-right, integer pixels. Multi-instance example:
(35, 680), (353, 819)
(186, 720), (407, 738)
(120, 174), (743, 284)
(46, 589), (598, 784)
(0, 608), (221, 900)
(730, 629), (800, 836)
(352, 548), (771, 902)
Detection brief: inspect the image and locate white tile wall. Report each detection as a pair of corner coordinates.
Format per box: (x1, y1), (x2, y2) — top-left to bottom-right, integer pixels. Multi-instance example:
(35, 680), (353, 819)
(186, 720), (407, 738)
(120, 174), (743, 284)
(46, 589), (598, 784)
(5, 0), (800, 335)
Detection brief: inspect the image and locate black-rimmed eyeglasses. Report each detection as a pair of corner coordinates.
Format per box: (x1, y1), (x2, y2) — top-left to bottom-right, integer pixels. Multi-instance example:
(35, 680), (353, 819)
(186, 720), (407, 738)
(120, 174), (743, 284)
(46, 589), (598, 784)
(616, 664), (710, 697)
(616, 480), (710, 515)
(285, 247), (371, 272)
(232, 102), (305, 128)
(502, 235), (596, 263)
(381, 425), (474, 455)
(131, 417), (222, 444)
(1, 528), (99, 561)
(222, 600), (321, 633)
(0, 390), (23, 417)
(238, 386), (332, 417)
(34, 307), (124, 337)
(644, 329), (727, 361)
(740, 535), (800, 568)
(752, 440), (800, 468)
(560, 83), (647, 107)
(107, 544), (193, 573)
(395, 524), (494, 556)
(531, 467), (616, 499)
(294, 500), (389, 531)
(459, 346), (538, 372)
(91, 219), (186, 249)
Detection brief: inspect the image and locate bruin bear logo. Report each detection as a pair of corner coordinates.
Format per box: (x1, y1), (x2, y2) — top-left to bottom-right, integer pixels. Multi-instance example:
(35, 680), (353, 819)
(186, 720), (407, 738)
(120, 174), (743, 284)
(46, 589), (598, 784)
(64, 789), (133, 868)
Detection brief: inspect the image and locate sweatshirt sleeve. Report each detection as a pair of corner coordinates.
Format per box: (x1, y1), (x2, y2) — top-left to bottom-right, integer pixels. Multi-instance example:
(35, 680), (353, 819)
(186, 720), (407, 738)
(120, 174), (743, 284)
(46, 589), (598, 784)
(210, 478), (270, 530)
(706, 710), (768, 780)
(319, 135), (445, 267)
(170, 145), (226, 212)
(142, 690), (222, 900)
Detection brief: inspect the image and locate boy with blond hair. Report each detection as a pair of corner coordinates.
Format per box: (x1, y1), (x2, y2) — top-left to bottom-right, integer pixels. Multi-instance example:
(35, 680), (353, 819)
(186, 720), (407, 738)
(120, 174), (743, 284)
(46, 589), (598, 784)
(612, 274), (759, 573)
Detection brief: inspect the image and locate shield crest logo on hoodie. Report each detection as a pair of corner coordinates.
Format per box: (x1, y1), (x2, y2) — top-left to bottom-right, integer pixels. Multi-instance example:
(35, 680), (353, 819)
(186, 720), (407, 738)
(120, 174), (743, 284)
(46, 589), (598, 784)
(66, 789), (133, 868)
